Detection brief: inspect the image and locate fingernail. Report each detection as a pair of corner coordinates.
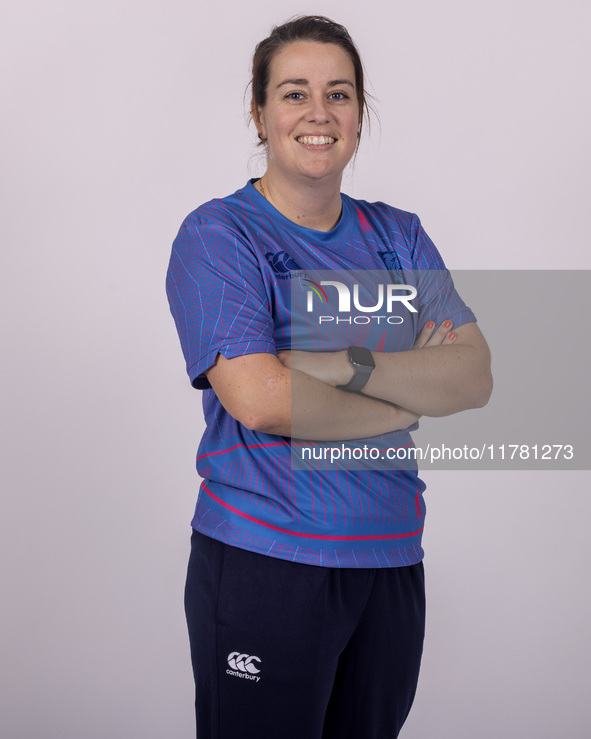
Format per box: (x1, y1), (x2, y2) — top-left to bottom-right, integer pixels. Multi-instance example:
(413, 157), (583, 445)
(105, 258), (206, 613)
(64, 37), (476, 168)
(444, 320), (452, 328)
(426, 321), (435, 329)
(448, 332), (456, 341)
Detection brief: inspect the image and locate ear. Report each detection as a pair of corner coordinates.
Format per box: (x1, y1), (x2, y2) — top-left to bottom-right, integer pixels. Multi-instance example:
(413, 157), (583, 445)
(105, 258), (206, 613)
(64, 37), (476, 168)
(251, 100), (266, 140)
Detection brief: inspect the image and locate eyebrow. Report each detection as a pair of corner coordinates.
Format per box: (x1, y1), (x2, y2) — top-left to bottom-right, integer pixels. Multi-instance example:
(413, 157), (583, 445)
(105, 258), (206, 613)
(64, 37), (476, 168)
(276, 78), (355, 89)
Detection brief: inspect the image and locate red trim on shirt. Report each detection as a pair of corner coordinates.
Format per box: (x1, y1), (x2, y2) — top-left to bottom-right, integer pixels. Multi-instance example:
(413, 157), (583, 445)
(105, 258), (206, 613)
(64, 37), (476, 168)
(202, 483), (423, 541)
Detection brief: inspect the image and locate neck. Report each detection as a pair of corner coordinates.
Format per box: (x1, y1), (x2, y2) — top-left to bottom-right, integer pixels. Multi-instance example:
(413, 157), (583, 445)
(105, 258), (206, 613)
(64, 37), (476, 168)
(257, 170), (343, 232)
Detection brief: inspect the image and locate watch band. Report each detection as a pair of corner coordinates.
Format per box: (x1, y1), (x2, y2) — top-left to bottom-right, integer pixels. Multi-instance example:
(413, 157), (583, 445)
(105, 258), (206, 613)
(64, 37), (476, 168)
(337, 346), (375, 392)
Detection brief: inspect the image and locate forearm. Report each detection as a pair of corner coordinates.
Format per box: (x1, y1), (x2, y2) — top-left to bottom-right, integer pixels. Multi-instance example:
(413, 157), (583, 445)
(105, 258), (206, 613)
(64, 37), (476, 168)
(206, 352), (418, 440)
(271, 368), (418, 440)
(283, 323), (492, 418)
(362, 343), (492, 416)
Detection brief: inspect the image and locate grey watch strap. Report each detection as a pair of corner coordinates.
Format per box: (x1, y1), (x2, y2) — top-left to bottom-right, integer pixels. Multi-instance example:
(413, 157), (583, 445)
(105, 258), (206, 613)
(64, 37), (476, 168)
(337, 346), (375, 392)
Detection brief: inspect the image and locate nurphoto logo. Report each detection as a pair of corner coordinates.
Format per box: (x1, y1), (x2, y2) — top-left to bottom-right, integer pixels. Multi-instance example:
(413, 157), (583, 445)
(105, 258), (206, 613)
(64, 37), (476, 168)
(305, 279), (417, 325)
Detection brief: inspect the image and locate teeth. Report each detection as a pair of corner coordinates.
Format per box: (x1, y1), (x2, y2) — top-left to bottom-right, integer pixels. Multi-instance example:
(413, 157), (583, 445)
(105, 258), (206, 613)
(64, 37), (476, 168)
(297, 136), (336, 145)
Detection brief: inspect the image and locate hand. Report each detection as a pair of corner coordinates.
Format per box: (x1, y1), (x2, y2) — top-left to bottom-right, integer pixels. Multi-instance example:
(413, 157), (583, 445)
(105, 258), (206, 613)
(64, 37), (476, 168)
(413, 320), (457, 350)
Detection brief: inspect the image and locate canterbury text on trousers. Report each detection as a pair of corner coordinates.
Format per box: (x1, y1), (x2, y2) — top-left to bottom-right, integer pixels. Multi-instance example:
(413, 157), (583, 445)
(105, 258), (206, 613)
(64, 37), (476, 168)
(185, 530), (426, 739)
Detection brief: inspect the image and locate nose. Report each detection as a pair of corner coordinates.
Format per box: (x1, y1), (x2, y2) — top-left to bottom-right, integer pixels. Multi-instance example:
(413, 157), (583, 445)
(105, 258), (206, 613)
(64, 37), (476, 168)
(307, 95), (330, 124)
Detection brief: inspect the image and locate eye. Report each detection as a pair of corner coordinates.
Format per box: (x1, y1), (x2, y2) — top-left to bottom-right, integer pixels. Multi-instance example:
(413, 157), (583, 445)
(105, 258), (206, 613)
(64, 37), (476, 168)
(328, 91), (350, 101)
(285, 91), (305, 101)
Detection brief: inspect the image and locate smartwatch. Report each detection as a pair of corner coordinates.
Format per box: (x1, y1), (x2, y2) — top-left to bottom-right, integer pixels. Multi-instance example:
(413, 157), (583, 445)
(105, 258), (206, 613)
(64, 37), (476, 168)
(337, 346), (375, 392)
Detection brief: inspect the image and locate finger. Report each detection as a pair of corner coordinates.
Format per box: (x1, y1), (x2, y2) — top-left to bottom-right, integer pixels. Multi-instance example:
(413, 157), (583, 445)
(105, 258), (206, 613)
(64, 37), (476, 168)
(413, 320), (436, 349)
(423, 320), (454, 347)
(441, 330), (456, 345)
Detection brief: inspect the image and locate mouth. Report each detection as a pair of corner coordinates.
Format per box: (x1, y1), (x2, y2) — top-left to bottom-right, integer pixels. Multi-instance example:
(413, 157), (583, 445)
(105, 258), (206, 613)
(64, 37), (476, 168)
(296, 135), (337, 146)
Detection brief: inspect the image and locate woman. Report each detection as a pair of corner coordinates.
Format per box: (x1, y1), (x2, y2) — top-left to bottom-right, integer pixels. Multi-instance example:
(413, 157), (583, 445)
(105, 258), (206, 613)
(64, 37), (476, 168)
(167, 15), (492, 739)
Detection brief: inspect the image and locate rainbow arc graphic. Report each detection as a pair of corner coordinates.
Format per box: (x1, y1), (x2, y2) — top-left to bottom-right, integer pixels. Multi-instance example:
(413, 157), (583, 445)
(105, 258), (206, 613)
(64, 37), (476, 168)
(303, 279), (328, 311)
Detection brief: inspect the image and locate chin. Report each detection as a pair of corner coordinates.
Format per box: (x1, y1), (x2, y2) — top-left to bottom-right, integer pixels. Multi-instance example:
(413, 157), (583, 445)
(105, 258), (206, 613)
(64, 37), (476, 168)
(299, 163), (345, 182)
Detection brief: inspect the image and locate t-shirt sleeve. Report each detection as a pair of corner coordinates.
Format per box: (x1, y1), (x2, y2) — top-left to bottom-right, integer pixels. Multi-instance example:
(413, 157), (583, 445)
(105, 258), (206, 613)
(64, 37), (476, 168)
(166, 215), (276, 389)
(408, 213), (477, 331)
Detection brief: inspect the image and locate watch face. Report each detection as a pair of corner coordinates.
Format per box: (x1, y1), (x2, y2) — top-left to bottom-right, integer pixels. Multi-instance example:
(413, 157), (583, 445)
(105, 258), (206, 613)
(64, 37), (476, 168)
(348, 346), (375, 369)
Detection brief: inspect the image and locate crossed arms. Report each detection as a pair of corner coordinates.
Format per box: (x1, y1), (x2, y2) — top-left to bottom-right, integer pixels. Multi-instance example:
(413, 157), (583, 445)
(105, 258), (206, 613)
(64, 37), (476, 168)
(205, 320), (492, 441)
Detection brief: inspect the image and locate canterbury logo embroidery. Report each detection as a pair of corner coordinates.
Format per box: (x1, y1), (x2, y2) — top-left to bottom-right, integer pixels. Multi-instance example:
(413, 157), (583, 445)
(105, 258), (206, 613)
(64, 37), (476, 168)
(226, 652), (262, 682)
(265, 251), (301, 275)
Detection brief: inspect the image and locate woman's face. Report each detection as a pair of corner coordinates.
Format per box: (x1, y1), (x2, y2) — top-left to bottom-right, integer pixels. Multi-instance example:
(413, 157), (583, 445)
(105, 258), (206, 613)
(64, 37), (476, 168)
(255, 41), (360, 188)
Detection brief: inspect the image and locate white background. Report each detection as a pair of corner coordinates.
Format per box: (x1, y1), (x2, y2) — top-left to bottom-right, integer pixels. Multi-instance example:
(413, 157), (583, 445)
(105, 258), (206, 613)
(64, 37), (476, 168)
(2, 1), (590, 736)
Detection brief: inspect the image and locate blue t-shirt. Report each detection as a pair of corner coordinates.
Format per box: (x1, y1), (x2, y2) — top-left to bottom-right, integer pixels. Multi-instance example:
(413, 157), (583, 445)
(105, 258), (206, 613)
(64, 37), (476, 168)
(166, 180), (475, 567)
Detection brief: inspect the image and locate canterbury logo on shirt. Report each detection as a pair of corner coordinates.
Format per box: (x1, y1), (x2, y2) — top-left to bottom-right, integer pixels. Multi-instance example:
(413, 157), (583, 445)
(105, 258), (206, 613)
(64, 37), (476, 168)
(226, 652), (262, 682)
(265, 251), (301, 275)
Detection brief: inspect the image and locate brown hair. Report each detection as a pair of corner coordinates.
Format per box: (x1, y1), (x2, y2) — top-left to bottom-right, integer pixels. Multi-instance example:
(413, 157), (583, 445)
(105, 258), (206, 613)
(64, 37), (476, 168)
(250, 15), (372, 145)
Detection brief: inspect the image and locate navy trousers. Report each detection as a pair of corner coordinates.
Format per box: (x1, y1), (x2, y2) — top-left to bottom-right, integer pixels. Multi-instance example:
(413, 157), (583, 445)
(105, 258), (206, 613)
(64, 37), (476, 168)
(185, 530), (425, 739)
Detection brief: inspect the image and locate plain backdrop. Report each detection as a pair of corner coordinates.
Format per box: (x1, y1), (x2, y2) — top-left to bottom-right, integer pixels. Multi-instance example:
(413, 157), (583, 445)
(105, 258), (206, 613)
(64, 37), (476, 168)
(2, 0), (590, 737)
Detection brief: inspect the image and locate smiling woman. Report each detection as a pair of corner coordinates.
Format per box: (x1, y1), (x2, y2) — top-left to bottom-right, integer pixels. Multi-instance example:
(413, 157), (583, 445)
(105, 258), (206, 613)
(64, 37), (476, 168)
(166, 14), (492, 739)
(251, 40), (360, 230)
